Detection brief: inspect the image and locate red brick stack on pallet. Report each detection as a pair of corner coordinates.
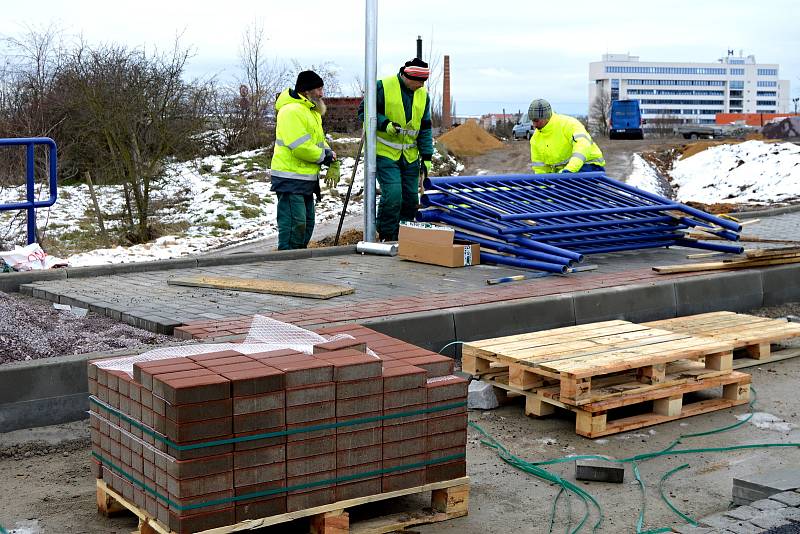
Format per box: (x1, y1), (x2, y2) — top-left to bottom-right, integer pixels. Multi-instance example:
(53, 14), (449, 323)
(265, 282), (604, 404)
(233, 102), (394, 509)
(88, 326), (468, 534)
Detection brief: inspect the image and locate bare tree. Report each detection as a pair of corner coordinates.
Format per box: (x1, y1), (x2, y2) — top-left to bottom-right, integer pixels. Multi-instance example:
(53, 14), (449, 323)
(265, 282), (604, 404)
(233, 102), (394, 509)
(423, 35), (443, 128)
(589, 91), (611, 137)
(290, 59), (341, 96)
(349, 75), (364, 97)
(649, 113), (681, 138)
(56, 39), (212, 242)
(208, 20), (292, 153)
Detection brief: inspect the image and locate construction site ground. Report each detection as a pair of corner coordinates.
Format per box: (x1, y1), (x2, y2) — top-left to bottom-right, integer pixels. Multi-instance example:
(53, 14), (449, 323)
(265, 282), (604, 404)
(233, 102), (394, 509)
(2, 137), (800, 533)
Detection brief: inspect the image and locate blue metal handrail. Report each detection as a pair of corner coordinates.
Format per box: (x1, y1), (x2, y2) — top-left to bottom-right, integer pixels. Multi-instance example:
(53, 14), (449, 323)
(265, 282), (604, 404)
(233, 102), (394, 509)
(0, 137), (58, 245)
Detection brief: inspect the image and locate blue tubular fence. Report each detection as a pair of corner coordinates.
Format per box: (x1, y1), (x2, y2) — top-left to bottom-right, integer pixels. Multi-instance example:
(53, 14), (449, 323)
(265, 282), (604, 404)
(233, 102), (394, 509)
(415, 171), (745, 273)
(0, 137), (58, 245)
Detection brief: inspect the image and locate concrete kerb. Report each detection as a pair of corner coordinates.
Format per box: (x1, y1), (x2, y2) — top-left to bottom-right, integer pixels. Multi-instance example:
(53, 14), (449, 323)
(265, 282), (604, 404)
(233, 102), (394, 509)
(0, 343), (185, 432)
(761, 263), (800, 306)
(452, 293), (576, 343)
(674, 270), (764, 316)
(734, 204), (800, 219)
(573, 281), (677, 324)
(0, 246), (358, 292)
(361, 308), (457, 356)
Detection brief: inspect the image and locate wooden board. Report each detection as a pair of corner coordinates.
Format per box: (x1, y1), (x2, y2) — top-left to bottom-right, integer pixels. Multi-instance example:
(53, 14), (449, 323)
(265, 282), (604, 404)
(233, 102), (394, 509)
(652, 255), (800, 274)
(167, 275), (354, 299)
(96, 477), (469, 534)
(645, 312), (800, 360)
(485, 371), (751, 438)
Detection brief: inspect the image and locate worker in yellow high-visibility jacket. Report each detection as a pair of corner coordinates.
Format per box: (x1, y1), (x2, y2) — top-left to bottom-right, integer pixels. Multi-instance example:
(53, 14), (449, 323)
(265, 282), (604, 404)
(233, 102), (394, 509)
(358, 58), (434, 241)
(528, 99), (605, 174)
(270, 70), (336, 249)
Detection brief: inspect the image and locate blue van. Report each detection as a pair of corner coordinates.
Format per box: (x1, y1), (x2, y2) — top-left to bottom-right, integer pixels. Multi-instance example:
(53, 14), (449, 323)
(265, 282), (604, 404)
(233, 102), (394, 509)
(609, 99), (643, 140)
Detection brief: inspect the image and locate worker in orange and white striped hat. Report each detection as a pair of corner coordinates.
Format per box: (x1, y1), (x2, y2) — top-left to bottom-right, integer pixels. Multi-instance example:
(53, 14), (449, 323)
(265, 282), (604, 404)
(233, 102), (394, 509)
(358, 58), (434, 241)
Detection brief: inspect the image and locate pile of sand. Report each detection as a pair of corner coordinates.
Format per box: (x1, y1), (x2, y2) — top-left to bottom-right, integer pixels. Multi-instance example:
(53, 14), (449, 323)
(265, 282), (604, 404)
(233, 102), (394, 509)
(436, 119), (504, 157)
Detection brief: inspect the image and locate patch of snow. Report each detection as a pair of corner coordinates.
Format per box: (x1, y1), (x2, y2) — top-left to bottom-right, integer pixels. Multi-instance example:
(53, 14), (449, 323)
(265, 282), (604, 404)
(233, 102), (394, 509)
(626, 154), (665, 196)
(670, 141), (800, 205)
(736, 412), (795, 433)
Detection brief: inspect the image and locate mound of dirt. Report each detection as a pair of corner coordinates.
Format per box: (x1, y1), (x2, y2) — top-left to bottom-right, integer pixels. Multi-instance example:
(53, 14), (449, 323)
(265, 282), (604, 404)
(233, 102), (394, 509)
(436, 119), (503, 157)
(309, 228), (362, 247)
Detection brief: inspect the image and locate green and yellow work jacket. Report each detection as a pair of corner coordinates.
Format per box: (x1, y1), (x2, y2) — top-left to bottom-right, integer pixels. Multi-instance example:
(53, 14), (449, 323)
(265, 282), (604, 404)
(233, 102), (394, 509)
(270, 88), (329, 194)
(358, 74), (433, 164)
(529, 113), (605, 174)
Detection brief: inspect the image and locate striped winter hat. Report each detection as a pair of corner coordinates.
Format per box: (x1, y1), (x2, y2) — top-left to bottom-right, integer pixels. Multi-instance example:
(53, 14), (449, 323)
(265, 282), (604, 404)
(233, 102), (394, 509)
(400, 58), (430, 81)
(528, 99), (553, 120)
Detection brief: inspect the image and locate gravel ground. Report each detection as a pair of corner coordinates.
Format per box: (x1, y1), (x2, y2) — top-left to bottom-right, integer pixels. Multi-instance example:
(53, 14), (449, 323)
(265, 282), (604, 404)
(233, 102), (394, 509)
(0, 291), (177, 364)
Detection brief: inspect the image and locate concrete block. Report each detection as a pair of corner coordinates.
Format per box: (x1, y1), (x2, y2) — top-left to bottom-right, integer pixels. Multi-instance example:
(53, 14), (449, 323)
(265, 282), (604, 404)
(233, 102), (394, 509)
(749, 507), (800, 530)
(453, 294), (575, 345)
(769, 491), (800, 507)
(573, 282), (676, 324)
(749, 498), (787, 511)
(761, 264), (800, 305)
(167, 471), (233, 498)
(575, 458), (625, 483)
(733, 469), (800, 503)
(675, 271), (763, 316)
(724, 505), (759, 521)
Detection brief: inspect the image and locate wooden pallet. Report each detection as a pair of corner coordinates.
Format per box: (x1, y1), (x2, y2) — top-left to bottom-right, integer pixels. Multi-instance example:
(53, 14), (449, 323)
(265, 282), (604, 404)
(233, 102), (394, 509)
(486, 370), (751, 438)
(463, 320), (734, 406)
(96, 477), (469, 534)
(644, 312), (800, 361)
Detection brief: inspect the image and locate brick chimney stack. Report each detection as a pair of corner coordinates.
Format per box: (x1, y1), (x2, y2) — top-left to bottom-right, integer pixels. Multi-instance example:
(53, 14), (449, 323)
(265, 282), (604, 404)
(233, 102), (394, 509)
(442, 55), (451, 130)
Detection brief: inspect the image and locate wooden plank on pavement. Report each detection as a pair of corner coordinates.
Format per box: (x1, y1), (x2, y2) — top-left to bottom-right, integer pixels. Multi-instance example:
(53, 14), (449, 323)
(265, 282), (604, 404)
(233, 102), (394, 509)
(167, 275), (354, 299)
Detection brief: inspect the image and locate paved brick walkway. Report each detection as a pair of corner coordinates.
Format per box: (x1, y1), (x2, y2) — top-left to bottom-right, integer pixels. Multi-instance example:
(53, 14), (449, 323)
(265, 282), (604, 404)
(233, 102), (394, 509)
(17, 211), (800, 336)
(676, 490), (800, 533)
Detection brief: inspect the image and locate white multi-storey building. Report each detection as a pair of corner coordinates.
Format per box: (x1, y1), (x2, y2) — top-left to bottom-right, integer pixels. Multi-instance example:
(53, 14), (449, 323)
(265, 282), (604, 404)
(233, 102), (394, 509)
(589, 53), (790, 130)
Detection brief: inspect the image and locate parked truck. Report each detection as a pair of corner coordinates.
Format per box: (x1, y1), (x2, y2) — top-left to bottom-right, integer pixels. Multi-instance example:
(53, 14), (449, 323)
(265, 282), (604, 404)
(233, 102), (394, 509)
(673, 123), (757, 139)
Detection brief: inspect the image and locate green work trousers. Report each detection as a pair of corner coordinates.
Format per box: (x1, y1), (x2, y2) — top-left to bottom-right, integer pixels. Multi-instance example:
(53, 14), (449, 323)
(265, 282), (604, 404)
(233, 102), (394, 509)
(276, 192), (315, 250)
(376, 155), (420, 241)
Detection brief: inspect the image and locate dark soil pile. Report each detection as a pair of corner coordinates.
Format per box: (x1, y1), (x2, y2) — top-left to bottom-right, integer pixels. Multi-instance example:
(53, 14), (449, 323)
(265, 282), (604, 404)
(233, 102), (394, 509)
(0, 291), (175, 364)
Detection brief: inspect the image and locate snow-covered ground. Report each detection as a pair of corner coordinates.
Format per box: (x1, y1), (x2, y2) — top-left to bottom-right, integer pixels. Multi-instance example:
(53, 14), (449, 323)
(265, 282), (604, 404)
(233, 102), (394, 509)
(0, 140), (463, 267)
(629, 140), (800, 205)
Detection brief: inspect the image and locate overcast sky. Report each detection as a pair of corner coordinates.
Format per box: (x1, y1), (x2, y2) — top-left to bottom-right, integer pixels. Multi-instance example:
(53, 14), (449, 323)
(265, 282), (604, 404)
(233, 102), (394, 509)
(1, 0), (798, 117)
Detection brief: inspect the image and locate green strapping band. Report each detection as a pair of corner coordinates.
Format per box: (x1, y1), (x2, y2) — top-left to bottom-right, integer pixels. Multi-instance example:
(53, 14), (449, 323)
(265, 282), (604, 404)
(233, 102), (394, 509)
(93, 451), (465, 511)
(89, 396), (466, 451)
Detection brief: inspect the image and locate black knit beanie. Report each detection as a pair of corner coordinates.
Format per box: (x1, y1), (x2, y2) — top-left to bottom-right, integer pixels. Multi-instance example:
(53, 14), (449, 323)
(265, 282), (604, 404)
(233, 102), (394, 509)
(295, 70), (324, 92)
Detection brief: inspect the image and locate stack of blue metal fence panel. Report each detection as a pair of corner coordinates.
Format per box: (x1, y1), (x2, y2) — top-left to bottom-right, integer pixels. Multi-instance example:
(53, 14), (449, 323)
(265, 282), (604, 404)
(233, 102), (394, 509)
(416, 172), (743, 273)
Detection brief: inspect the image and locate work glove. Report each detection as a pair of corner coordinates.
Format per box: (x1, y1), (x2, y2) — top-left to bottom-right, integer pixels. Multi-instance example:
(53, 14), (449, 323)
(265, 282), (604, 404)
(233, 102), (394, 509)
(385, 122), (402, 135)
(418, 159), (430, 196)
(325, 159), (341, 188)
(321, 148), (336, 166)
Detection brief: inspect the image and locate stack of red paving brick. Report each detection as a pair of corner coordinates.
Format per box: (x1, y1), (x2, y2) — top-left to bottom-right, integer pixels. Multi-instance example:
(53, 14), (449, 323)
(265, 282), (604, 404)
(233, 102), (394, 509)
(88, 327), (468, 534)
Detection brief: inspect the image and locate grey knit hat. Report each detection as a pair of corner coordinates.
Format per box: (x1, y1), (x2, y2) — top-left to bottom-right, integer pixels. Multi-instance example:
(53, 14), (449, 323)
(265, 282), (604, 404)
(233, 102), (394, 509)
(528, 99), (552, 120)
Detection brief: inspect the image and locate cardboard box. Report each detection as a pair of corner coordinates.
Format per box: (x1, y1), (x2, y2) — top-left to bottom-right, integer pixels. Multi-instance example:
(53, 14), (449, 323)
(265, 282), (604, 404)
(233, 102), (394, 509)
(398, 223), (480, 268)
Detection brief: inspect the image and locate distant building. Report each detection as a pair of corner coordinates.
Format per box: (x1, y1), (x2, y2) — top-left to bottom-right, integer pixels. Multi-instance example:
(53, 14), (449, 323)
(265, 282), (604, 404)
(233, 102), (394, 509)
(479, 113), (519, 130)
(451, 115), (481, 126)
(323, 97), (361, 133)
(589, 53), (790, 131)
